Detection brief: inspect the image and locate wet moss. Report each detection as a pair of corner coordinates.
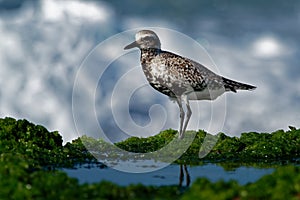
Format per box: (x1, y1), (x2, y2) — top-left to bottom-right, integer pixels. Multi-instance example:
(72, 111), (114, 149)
(0, 117), (66, 168)
(116, 129), (177, 153)
(183, 165), (300, 200)
(114, 128), (300, 165)
(0, 117), (98, 170)
(0, 151), (182, 199)
(1, 117), (300, 199)
(1, 152), (300, 199)
(2, 117), (298, 166)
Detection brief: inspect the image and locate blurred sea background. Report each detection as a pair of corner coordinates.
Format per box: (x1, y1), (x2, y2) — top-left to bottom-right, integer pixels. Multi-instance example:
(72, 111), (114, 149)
(1, 0), (300, 143)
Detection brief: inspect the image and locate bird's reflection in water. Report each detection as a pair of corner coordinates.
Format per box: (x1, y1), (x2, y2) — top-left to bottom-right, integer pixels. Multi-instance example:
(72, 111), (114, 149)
(179, 164), (190, 187)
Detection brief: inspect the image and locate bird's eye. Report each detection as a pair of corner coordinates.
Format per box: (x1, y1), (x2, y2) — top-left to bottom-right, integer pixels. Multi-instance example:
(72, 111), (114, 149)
(143, 36), (152, 41)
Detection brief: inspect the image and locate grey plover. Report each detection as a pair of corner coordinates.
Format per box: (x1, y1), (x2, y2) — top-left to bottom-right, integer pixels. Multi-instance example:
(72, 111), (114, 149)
(124, 30), (256, 139)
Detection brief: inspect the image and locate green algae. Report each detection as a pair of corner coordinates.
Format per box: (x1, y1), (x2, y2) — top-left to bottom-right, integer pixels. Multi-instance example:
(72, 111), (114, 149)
(1, 116), (299, 166)
(1, 153), (300, 199)
(114, 128), (300, 165)
(116, 129), (178, 153)
(0, 117), (66, 168)
(183, 165), (300, 200)
(48, 124), (300, 166)
(1, 117), (300, 199)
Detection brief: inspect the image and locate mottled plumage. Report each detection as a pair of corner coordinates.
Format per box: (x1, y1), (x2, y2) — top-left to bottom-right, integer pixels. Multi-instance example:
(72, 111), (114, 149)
(124, 30), (256, 138)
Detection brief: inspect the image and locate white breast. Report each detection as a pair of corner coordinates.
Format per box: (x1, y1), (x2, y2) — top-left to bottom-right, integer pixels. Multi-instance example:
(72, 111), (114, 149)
(148, 57), (169, 80)
(187, 87), (225, 100)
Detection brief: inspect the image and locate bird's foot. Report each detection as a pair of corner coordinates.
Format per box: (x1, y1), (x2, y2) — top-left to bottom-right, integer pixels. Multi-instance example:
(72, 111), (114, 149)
(178, 132), (184, 139)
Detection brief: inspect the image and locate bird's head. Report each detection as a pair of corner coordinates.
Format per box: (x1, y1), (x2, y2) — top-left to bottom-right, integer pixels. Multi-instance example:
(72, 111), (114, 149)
(124, 30), (161, 50)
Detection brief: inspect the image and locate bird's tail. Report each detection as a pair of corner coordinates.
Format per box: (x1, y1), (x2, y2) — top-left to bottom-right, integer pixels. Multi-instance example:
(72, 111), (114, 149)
(222, 77), (256, 93)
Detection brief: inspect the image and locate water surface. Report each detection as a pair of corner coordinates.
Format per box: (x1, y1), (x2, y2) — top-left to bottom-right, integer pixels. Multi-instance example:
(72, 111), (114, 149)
(63, 163), (274, 186)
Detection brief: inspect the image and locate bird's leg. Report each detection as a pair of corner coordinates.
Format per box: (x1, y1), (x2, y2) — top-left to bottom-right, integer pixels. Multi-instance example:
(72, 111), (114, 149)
(179, 164), (184, 187)
(181, 97), (192, 139)
(184, 164), (191, 187)
(176, 95), (191, 139)
(179, 164), (190, 187)
(176, 97), (185, 138)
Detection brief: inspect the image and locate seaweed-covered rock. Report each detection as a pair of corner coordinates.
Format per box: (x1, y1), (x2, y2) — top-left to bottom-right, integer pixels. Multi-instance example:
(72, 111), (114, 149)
(0, 117), (62, 148)
(182, 165), (300, 200)
(115, 129), (177, 153)
(0, 117), (300, 199)
(113, 128), (300, 164)
(0, 117), (65, 167)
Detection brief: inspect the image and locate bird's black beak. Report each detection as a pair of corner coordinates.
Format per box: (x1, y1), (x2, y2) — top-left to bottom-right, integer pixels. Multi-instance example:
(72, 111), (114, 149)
(124, 41), (139, 50)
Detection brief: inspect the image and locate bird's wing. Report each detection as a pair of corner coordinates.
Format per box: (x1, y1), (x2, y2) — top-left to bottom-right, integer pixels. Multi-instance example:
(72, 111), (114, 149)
(160, 50), (225, 91)
(159, 51), (256, 93)
(188, 58), (226, 91)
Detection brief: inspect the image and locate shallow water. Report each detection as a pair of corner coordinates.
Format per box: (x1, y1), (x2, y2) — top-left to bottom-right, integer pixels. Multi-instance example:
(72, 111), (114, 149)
(63, 163), (274, 186)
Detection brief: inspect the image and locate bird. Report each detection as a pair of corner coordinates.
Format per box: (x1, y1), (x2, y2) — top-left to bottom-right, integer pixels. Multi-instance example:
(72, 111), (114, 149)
(124, 30), (256, 139)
